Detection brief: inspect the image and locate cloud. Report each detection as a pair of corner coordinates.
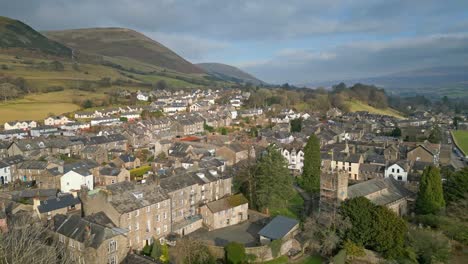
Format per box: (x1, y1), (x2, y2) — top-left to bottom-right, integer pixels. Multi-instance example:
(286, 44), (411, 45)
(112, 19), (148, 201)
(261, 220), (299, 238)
(240, 33), (468, 84)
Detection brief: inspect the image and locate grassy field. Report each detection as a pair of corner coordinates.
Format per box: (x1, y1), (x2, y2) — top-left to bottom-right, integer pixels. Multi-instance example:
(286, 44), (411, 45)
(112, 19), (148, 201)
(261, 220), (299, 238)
(0, 90), (109, 123)
(452, 130), (468, 156)
(269, 191), (304, 220)
(345, 99), (404, 119)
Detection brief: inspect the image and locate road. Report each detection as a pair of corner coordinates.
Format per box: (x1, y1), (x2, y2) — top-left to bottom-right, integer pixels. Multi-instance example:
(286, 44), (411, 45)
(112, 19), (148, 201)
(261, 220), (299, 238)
(450, 151), (466, 170)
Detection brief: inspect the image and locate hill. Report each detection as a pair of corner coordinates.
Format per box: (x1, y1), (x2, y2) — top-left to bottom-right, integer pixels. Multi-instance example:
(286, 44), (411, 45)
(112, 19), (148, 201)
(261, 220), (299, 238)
(197, 62), (264, 85)
(44, 28), (204, 74)
(305, 65), (468, 98)
(345, 99), (404, 119)
(0, 16), (71, 57)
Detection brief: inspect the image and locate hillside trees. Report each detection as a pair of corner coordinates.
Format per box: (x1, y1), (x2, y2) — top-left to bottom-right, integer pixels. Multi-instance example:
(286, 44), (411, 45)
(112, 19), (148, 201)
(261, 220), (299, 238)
(428, 126), (442, 143)
(416, 166), (445, 214)
(443, 167), (468, 204)
(340, 197), (407, 258)
(290, 118), (302, 132)
(173, 238), (216, 264)
(300, 134), (321, 194)
(0, 82), (19, 102)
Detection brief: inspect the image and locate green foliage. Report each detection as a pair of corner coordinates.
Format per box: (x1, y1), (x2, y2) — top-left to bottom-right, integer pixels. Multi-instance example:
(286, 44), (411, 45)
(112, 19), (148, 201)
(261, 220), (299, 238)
(270, 239), (283, 258)
(142, 244), (152, 256)
(203, 122), (215, 132)
(290, 118), (302, 132)
(408, 229), (451, 264)
(428, 126), (442, 143)
(150, 241), (162, 260)
(444, 168), (468, 204)
(220, 127), (228, 135)
(119, 117), (128, 122)
(301, 134), (321, 194)
(82, 99), (93, 109)
(249, 127), (258, 138)
(225, 242), (246, 264)
(416, 166), (445, 214)
(160, 243), (169, 263)
(340, 197), (407, 259)
(390, 127), (402, 137)
(254, 145), (294, 211)
(343, 240), (365, 257)
(130, 165), (151, 179)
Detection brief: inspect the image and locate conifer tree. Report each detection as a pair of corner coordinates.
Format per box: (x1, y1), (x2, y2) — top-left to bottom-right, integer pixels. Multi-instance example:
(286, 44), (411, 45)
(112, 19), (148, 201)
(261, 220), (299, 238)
(416, 166), (445, 214)
(301, 134), (321, 194)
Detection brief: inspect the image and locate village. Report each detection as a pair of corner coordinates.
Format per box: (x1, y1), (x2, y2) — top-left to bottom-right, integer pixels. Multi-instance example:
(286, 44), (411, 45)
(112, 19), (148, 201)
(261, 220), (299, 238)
(0, 86), (467, 264)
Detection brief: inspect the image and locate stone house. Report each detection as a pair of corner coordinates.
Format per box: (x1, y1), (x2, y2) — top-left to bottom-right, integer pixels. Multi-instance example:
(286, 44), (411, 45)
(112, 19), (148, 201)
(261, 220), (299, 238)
(200, 193), (248, 230)
(407, 144), (440, 164)
(80, 146), (108, 165)
(113, 154), (141, 170)
(52, 214), (129, 264)
(82, 181), (171, 249)
(44, 115), (70, 126)
(321, 152), (364, 181)
(34, 193), (81, 221)
(99, 167), (130, 186)
(216, 143), (255, 166)
(4, 120), (37, 130)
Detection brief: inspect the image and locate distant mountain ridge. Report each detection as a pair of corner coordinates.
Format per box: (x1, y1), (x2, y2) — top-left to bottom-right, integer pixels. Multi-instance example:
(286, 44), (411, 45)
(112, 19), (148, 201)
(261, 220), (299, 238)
(304, 65), (468, 98)
(197, 62), (265, 85)
(44, 27), (204, 74)
(0, 16), (71, 56)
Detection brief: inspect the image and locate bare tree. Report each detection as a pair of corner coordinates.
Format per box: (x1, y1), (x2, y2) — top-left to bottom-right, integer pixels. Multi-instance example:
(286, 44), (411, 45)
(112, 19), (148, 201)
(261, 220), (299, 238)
(0, 215), (73, 264)
(0, 83), (18, 102)
(172, 238), (216, 264)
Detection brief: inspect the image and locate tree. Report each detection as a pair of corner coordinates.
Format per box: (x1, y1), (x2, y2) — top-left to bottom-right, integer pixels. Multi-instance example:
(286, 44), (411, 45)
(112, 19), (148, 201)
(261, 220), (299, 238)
(150, 241), (162, 260)
(390, 127), (402, 137)
(408, 229), (451, 264)
(443, 167), (468, 204)
(340, 197), (407, 258)
(416, 166), (445, 214)
(82, 99), (93, 109)
(0, 215), (73, 263)
(301, 134), (321, 194)
(290, 118), (302, 132)
(173, 238), (216, 264)
(220, 127), (228, 135)
(50, 60), (64, 71)
(427, 126), (442, 143)
(453, 116), (462, 130)
(0, 82), (19, 102)
(254, 145), (294, 211)
(159, 243), (169, 263)
(154, 80), (168, 90)
(225, 242), (246, 264)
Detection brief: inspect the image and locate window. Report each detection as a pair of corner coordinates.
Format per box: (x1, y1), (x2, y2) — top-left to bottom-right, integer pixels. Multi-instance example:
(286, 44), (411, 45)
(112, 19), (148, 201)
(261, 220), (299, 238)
(397, 169), (400, 173)
(135, 222), (139, 230)
(69, 240), (75, 248)
(59, 235), (65, 243)
(146, 206), (151, 213)
(397, 176), (403, 181)
(164, 212), (167, 219)
(392, 168), (395, 173)
(163, 225), (168, 232)
(108, 255), (117, 264)
(146, 220), (151, 232)
(128, 224), (131, 231)
(108, 240), (117, 253)
(156, 214), (160, 222)
(111, 179), (115, 184)
(157, 202), (160, 209)
(127, 213), (131, 220)
(157, 228), (161, 235)
(135, 210), (139, 217)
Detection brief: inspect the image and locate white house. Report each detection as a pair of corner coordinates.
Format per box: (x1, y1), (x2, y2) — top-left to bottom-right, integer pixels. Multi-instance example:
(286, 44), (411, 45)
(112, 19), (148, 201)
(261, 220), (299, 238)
(120, 112), (141, 121)
(136, 91), (149, 101)
(189, 103), (200, 112)
(0, 161), (11, 185)
(60, 169), (94, 193)
(4, 120), (37, 130)
(385, 162), (409, 182)
(163, 103), (187, 113)
(90, 117), (120, 126)
(281, 148), (304, 173)
(230, 98), (242, 108)
(44, 115), (70, 126)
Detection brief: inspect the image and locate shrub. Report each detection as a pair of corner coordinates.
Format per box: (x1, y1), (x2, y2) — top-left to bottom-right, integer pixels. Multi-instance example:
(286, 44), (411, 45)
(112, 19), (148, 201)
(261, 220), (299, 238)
(225, 242), (246, 264)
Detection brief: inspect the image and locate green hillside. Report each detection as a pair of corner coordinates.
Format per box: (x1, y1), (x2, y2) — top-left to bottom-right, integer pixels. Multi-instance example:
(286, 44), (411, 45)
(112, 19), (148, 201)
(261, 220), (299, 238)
(345, 99), (404, 119)
(197, 62), (264, 85)
(44, 28), (204, 74)
(0, 16), (71, 57)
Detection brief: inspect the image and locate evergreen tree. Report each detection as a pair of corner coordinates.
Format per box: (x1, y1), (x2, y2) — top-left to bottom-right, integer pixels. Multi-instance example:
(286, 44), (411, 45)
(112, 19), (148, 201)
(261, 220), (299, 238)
(416, 166), (445, 214)
(428, 126), (442, 143)
(301, 134), (321, 194)
(390, 127), (402, 137)
(254, 145), (293, 211)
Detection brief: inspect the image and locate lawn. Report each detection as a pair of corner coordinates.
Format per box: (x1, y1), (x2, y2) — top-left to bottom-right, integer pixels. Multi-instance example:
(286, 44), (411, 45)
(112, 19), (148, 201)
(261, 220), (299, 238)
(130, 165), (152, 180)
(452, 130), (468, 156)
(269, 190), (304, 220)
(345, 99), (404, 119)
(0, 90), (108, 123)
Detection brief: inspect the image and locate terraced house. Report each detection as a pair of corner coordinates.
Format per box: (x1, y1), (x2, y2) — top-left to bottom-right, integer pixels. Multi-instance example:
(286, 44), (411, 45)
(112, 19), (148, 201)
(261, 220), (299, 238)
(81, 181), (171, 249)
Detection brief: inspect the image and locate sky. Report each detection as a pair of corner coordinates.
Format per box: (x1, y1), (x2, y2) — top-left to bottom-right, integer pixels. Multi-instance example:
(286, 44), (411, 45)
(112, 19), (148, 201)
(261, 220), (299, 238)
(2, 0), (468, 85)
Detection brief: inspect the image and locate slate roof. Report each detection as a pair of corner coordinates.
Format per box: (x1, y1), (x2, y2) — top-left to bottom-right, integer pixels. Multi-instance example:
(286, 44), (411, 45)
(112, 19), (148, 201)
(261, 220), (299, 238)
(347, 177), (413, 206)
(119, 154), (136, 163)
(104, 181), (169, 214)
(258, 215), (299, 240)
(206, 194), (248, 213)
(37, 194), (81, 213)
(100, 167), (123, 177)
(53, 214), (127, 249)
(18, 160), (48, 170)
(1, 155), (24, 166)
